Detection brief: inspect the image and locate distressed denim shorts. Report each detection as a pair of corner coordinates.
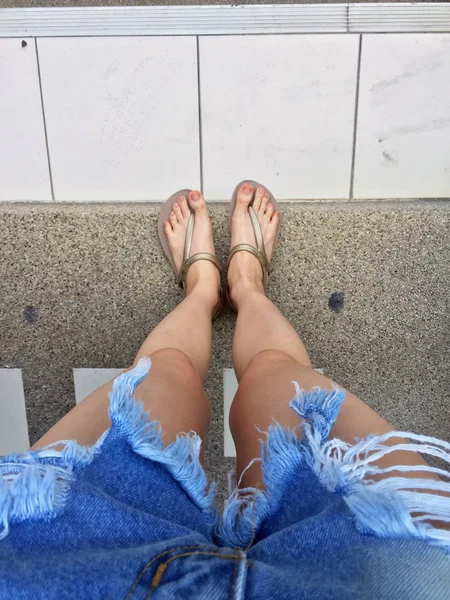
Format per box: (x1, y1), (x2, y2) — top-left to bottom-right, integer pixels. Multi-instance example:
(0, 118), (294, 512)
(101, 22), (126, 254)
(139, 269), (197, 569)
(1, 358), (449, 599)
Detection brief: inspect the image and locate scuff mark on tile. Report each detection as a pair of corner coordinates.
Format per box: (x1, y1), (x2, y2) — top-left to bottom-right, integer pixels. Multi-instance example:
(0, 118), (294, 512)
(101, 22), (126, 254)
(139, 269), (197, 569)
(378, 118), (450, 143)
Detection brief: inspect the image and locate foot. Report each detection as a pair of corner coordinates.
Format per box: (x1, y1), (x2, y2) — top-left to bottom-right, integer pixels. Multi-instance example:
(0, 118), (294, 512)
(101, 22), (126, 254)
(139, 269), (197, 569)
(164, 191), (220, 305)
(228, 183), (280, 305)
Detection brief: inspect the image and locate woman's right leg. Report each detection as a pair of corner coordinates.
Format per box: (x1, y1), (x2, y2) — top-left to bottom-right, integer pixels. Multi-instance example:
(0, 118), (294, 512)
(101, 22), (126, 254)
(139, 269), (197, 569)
(228, 183), (435, 490)
(33, 191), (219, 454)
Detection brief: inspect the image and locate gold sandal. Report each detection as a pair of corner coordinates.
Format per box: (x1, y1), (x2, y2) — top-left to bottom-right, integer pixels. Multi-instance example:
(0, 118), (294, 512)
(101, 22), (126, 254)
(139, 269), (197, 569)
(226, 180), (280, 312)
(158, 189), (223, 319)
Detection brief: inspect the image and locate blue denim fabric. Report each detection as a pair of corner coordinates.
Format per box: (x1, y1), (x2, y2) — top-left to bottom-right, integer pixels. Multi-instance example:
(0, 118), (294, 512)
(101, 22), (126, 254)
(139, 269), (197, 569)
(1, 359), (449, 599)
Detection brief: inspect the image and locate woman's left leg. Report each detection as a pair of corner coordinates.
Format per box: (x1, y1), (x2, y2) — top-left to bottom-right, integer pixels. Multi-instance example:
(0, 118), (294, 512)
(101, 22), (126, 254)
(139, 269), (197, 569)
(33, 191), (219, 455)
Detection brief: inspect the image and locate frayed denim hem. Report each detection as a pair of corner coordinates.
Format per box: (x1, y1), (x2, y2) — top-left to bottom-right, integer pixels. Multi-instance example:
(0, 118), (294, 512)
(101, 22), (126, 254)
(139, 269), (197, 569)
(0, 358), (217, 540)
(1, 361), (449, 555)
(220, 382), (450, 554)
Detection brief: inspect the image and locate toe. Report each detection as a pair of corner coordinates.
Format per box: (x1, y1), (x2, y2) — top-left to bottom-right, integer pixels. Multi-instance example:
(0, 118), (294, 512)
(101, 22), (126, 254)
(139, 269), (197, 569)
(253, 187), (264, 212)
(189, 190), (206, 212)
(268, 211), (280, 241)
(169, 211), (177, 227)
(164, 220), (173, 235)
(265, 202), (274, 220)
(178, 195), (191, 218)
(259, 193), (269, 216)
(236, 183), (254, 211)
(173, 201), (182, 221)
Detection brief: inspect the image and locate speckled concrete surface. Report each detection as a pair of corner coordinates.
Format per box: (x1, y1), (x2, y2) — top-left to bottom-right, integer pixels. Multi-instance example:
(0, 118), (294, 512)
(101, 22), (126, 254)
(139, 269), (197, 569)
(1, 200), (449, 497)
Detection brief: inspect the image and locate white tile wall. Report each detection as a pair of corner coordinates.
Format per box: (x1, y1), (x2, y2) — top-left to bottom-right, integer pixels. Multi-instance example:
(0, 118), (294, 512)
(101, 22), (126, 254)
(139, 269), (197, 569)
(0, 38), (51, 201)
(200, 35), (360, 200)
(0, 33), (449, 203)
(0, 369), (29, 455)
(354, 34), (450, 199)
(37, 37), (200, 201)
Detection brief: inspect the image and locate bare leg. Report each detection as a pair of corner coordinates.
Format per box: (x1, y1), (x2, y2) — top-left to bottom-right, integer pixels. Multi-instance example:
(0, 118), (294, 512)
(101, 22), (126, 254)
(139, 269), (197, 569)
(228, 183), (433, 489)
(33, 191), (219, 456)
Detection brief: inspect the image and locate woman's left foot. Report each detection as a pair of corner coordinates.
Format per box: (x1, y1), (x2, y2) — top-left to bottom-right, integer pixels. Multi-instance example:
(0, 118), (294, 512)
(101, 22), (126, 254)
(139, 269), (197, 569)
(164, 191), (220, 306)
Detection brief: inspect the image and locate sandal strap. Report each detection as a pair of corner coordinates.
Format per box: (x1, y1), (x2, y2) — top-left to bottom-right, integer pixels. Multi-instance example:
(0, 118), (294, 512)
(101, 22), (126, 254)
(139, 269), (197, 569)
(178, 252), (221, 286)
(248, 206), (268, 264)
(227, 244), (269, 284)
(183, 213), (195, 263)
(227, 206), (269, 285)
(178, 211), (221, 284)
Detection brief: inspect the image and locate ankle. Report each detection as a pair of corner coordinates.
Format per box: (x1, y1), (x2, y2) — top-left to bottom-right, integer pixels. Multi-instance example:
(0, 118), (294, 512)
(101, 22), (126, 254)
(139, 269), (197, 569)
(186, 270), (221, 305)
(229, 279), (265, 309)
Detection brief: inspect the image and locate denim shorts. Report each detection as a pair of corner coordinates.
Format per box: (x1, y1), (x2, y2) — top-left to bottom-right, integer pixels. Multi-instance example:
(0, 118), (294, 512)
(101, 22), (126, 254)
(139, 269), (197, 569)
(1, 358), (449, 599)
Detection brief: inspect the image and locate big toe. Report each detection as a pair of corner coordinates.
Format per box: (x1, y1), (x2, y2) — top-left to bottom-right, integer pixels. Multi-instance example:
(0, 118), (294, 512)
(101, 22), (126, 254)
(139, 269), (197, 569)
(189, 190), (206, 213)
(236, 183), (254, 212)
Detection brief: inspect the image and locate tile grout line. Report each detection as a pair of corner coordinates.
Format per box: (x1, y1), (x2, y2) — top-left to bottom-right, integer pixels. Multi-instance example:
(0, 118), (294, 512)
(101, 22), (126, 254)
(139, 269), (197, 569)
(34, 38), (55, 201)
(196, 36), (204, 194)
(349, 34), (362, 200)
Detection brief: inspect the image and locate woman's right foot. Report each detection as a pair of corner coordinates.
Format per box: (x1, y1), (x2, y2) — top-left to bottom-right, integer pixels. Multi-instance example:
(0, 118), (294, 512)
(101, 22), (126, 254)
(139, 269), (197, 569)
(164, 190), (221, 312)
(228, 183), (280, 306)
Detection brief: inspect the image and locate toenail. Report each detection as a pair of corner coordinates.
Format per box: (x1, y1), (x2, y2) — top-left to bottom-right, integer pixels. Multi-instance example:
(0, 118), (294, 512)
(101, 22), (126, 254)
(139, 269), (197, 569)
(242, 184), (253, 195)
(258, 188), (263, 194)
(268, 203), (272, 209)
(174, 202), (178, 209)
(191, 191), (201, 200)
(179, 196), (185, 202)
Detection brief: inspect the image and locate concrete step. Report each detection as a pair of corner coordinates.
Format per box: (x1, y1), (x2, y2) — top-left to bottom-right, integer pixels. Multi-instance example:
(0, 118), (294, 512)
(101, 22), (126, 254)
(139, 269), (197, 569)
(1, 200), (449, 497)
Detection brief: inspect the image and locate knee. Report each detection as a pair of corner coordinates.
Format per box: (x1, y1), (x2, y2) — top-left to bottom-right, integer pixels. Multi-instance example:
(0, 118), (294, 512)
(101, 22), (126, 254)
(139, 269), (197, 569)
(242, 349), (294, 381)
(230, 350), (298, 428)
(150, 347), (196, 368)
(134, 348), (200, 385)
